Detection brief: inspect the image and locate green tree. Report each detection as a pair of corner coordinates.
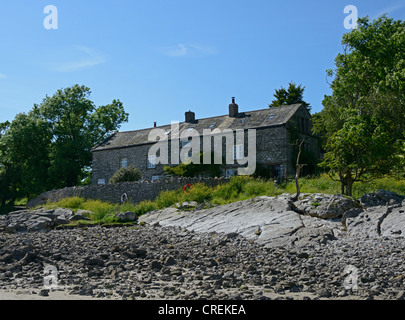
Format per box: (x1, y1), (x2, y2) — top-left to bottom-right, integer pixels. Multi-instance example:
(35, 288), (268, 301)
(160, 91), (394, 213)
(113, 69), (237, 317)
(1, 113), (52, 198)
(33, 84), (129, 187)
(270, 82), (311, 112)
(0, 121), (18, 211)
(0, 85), (129, 212)
(163, 152), (222, 178)
(109, 166), (142, 184)
(313, 15), (405, 196)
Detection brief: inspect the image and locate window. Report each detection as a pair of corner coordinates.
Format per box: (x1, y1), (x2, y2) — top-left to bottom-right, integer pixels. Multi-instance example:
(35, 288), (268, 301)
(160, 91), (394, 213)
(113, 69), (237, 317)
(97, 179), (106, 185)
(120, 158), (128, 168)
(269, 114), (275, 119)
(234, 144), (244, 160)
(151, 176), (160, 181)
(181, 140), (193, 159)
(225, 169), (237, 178)
(272, 165), (281, 178)
(147, 155), (156, 168)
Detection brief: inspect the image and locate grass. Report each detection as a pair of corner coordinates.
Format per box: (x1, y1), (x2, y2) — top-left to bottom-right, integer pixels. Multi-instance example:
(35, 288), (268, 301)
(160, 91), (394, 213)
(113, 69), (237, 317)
(42, 174), (405, 225)
(45, 197), (118, 223)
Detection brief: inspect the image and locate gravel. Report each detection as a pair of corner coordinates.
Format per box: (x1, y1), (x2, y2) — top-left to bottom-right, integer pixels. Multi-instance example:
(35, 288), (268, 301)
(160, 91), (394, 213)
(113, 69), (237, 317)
(1, 223), (405, 300)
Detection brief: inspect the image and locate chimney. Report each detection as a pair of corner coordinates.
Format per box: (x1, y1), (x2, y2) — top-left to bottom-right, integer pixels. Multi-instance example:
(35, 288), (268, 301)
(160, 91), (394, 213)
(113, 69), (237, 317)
(154, 122), (157, 128)
(185, 110), (195, 123)
(229, 97), (238, 117)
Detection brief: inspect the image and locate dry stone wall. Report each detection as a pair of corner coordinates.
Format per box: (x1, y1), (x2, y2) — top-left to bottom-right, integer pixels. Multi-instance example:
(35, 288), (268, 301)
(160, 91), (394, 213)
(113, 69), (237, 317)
(26, 177), (229, 208)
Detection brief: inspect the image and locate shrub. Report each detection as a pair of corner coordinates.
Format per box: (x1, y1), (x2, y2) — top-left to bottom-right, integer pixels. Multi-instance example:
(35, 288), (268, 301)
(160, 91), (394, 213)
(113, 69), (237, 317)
(109, 166), (142, 184)
(81, 199), (117, 221)
(163, 152), (222, 177)
(155, 190), (183, 209)
(184, 183), (213, 203)
(49, 196), (85, 209)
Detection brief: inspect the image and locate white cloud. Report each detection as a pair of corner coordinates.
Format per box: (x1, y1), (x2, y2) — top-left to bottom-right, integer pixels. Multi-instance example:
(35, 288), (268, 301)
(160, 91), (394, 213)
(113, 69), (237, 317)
(53, 46), (108, 72)
(374, 3), (405, 18)
(160, 43), (217, 57)
(163, 44), (189, 57)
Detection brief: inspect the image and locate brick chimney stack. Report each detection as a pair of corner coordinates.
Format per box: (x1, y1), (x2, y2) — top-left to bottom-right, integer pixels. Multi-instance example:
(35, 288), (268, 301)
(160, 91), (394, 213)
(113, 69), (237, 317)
(229, 97), (238, 117)
(185, 110), (195, 123)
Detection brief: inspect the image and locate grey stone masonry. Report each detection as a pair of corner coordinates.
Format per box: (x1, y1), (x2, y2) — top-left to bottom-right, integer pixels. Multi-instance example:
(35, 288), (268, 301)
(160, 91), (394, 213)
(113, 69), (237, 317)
(26, 177), (229, 208)
(91, 103), (320, 185)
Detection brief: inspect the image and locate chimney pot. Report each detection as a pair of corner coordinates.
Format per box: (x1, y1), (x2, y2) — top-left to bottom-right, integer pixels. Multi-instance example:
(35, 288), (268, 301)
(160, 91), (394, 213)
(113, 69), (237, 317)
(185, 110), (195, 123)
(229, 97), (239, 117)
(154, 122), (157, 128)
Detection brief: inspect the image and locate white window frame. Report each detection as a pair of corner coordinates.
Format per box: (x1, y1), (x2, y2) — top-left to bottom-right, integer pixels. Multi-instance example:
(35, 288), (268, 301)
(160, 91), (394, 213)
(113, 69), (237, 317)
(233, 144), (244, 160)
(181, 140), (193, 159)
(120, 158), (128, 168)
(147, 155), (156, 169)
(225, 169), (237, 178)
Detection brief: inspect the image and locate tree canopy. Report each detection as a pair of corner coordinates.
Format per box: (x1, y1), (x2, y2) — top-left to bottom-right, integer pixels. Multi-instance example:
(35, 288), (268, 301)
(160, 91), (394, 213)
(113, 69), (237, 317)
(313, 15), (405, 196)
(0, 85), (128, 211)
(270, 82), (311, 113)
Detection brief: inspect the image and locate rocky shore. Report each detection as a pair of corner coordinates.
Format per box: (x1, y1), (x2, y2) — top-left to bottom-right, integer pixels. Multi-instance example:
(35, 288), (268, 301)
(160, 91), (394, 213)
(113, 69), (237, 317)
(0, 190), (404, 300)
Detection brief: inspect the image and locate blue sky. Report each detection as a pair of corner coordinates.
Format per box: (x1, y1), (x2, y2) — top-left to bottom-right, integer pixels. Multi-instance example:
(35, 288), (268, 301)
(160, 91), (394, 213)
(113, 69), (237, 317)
(0, 0), (404, 132)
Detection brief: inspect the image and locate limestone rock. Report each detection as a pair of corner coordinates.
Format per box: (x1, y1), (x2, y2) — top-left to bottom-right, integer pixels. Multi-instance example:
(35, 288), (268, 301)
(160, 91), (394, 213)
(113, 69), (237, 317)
(115, 211), (137, 222)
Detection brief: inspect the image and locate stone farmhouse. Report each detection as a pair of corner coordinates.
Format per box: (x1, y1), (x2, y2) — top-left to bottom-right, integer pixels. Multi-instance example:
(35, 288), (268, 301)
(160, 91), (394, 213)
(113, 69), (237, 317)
(91, 98), (319, 185)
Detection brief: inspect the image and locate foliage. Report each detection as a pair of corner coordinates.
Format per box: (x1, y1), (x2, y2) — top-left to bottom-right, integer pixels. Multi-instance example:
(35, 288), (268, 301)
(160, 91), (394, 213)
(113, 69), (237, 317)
(270, 81), (311, 112)
(32, 85), (129, 188)
(109, 166), (142, 184)
(44, 175), (405, 224)
(163, 152), (222, 177)
(0, 85), (128, 211)
(313, 15), (405, 196)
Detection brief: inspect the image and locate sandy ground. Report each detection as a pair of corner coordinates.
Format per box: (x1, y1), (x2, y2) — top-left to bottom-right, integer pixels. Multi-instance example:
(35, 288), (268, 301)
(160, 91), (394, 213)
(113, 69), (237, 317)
(0, 287), (364, 300)
(0, 289), (109, 300)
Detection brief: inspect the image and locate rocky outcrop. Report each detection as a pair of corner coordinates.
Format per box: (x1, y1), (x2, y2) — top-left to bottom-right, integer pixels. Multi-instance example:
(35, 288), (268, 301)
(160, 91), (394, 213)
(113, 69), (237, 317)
(2, 190), (404, 248)
(139, 190), (405, 248)
(0, 189), (405, 300)
(0, 207), (89, 233)
(1, 222), (405, 300)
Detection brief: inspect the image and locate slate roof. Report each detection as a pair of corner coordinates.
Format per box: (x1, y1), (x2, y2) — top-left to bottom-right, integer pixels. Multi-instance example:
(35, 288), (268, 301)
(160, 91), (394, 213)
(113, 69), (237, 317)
(92, 104), (303, 152)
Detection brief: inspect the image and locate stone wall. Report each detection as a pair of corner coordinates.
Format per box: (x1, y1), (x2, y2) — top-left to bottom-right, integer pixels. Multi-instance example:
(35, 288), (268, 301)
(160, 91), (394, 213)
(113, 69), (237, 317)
(26, 177), (229, 208)
(92, 126), (293, 185)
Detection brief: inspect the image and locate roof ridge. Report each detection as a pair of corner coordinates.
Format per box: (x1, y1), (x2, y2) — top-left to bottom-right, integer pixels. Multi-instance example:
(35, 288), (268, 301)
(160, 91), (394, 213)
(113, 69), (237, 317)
(118, 103), (302, 134)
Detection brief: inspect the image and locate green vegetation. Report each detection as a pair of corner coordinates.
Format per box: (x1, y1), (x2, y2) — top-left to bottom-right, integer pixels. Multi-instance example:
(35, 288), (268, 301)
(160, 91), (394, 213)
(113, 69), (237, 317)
(163, 152), (222, 178)
(1, 15), (404, 213)
(313, 15), (405, 196)
(0, 84), (128, 212)
(109, 166), (142, 184)
(270, 81), (311, 113)
(43, 175), (405, 225)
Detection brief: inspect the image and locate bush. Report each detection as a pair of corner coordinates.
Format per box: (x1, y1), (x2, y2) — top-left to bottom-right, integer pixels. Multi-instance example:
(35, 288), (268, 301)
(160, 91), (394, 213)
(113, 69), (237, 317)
(163, 152), (222, 177)
(184, 183), (213, 203)
(49, 196), (85, 209)
(109, 166), (142, 184)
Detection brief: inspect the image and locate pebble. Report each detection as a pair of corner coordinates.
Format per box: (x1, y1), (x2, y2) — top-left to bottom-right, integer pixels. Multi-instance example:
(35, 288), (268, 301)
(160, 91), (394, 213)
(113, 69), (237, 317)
(0, 223), (404, 300)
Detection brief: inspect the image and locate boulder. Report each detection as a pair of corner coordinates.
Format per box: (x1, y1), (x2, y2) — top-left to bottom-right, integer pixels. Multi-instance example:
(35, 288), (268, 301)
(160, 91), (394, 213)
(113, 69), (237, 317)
(294, 194), (358, 219)
(360, 189), (405, 208)
(25, 217), (53, 233)
(115, 211), (137, 222)
(69, 210), (91, 221)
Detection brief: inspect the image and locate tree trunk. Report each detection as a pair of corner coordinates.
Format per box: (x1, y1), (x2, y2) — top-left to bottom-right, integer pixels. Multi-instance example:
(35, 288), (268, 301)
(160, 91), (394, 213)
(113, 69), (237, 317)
(340, 181), (345, 195)
(346, 179), (354, 197)
(291, 139), (305, 201)
(295, 166), (301, 199)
